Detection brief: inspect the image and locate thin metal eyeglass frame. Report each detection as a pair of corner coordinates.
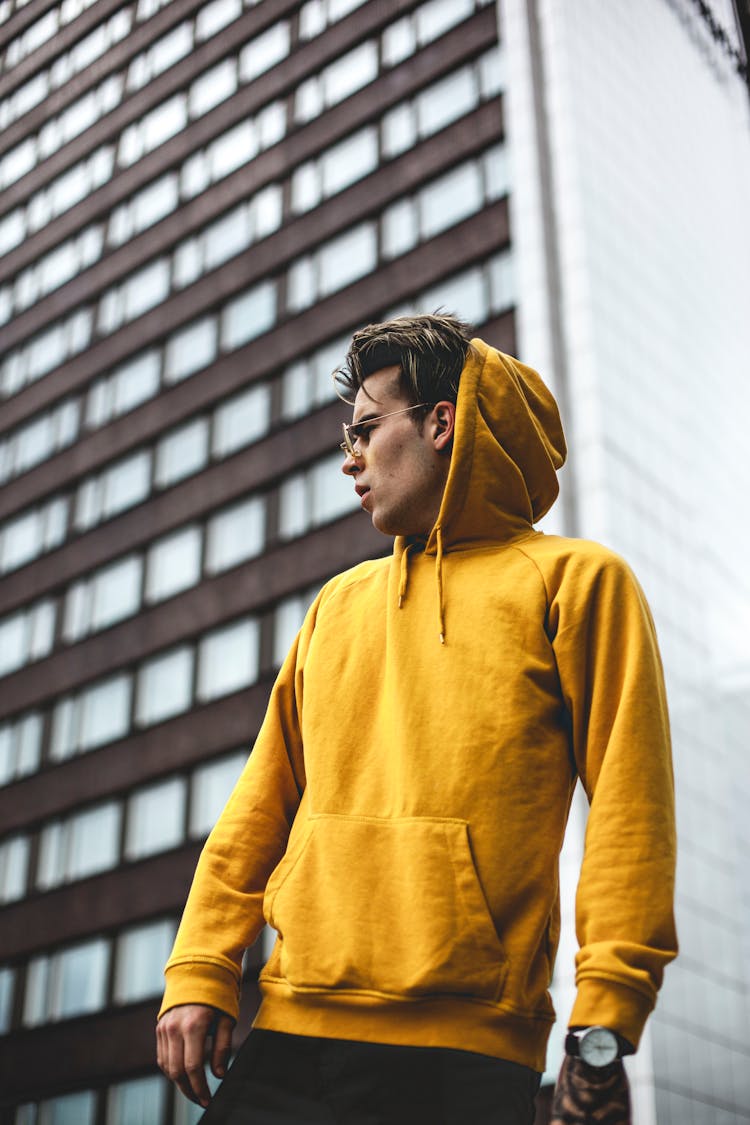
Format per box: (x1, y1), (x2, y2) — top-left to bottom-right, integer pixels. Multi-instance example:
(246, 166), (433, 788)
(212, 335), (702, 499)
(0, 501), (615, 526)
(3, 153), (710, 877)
(339, 404), (430, 458)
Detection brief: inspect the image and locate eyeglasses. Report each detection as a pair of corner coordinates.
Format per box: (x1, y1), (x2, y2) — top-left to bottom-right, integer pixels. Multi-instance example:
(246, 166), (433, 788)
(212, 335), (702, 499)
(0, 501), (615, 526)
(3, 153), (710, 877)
(339, 404), (430, 458)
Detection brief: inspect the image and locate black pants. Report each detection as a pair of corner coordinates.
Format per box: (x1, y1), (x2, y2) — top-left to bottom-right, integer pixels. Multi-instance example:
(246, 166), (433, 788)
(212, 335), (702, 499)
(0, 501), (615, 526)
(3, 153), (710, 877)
(199, 1030), (541, 1124)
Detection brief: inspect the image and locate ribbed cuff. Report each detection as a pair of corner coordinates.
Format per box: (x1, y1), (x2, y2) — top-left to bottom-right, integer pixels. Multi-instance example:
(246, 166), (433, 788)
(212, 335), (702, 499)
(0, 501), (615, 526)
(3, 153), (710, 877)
(569, 977), (654, 1050)
(158, 959), (240, 1023)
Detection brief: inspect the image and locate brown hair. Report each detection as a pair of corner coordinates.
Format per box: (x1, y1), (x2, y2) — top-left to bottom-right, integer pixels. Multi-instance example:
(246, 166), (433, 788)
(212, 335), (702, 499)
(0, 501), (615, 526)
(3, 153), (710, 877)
(334, 312), (474, 407)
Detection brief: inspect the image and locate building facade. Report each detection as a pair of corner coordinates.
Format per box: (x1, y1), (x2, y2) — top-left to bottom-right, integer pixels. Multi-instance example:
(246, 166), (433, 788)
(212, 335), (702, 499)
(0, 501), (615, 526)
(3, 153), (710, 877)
(0, 1), (514, 1121)
(0, 0), (748, 1123)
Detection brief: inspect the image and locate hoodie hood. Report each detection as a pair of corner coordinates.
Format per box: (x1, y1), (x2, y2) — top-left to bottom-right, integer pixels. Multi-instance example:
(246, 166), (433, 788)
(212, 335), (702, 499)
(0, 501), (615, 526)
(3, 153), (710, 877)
(393, 340), (567, 643)
(423, 339), (567, 554)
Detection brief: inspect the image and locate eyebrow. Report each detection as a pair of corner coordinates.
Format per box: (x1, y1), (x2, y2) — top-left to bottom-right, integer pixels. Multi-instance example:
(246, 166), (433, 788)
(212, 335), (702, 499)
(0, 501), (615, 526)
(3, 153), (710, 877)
(350, 412), (380, 427)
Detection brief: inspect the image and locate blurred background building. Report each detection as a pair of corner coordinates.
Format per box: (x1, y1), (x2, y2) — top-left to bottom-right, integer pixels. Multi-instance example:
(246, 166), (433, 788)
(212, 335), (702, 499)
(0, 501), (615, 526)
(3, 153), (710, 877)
(0, 1), (748, 1123)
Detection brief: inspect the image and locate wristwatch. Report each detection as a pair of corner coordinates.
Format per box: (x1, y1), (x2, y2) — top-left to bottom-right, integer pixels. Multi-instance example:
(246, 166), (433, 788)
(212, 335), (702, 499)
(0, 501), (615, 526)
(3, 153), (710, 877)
(565, 1026), (621, 1067)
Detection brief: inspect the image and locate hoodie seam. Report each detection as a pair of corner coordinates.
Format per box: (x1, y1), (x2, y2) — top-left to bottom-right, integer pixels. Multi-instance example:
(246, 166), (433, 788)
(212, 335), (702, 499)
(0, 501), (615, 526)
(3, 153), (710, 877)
(507, 543), (551, 619)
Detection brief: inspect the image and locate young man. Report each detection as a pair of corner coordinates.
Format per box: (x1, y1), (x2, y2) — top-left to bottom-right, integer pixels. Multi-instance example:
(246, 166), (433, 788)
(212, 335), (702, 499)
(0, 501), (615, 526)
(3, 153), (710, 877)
(157, 315), (677, 1124)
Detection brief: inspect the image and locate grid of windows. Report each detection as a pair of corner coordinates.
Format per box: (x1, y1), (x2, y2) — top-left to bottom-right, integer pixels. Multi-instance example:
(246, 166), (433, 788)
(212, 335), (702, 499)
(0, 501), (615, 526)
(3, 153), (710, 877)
(1, 747), (248, 913)
(1, 35), (504, 405)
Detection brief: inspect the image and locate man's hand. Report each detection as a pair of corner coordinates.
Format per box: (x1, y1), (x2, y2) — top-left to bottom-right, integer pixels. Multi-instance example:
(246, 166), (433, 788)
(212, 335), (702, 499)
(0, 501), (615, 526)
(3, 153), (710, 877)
(156, 1004), (234, 1108)
(550, 1055), (631, 1125)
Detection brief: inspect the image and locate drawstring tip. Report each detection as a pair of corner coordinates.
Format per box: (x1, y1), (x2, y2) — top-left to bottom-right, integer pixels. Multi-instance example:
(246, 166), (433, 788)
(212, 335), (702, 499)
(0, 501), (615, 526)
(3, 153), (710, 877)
(398, 595), (403, 608)
(439, 633), (445, 645)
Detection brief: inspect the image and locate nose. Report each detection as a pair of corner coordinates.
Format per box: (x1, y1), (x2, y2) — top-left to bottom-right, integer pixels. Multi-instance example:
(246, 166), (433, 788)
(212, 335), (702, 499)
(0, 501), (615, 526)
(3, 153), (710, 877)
(341, 451), (359, 476)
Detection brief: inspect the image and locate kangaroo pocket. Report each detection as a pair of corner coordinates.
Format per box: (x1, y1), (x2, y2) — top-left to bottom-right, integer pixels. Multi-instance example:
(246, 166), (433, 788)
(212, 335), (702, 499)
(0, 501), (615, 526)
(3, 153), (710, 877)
(262, 814), (507, 1002)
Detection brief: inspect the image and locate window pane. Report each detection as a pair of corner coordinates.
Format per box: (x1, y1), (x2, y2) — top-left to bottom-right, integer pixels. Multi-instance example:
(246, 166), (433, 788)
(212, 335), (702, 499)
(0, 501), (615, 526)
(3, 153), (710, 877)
(318, 224), (376, 297)
(136, 647), (194, 726)
(278, 473), (308, 539)
(420, 162), (483, 239)
(382, 198), (418, 259)
(273, 595), (307, 667)
(57, 939), (109, 1018)
(239, 21), (290, 83)
(189, 58), (237, 119)
(0, 967), (13, 1034)
(0, 611), (28, 676)
(125, 777), (186, 860)
(0, 835), (30, 903)
(114, 918), (176, 1004)
(323, 41), (377, 105)
(164, 318), (217, 383)
(420, 265), (488, 324)
(154, 419), (209, 488)
(108, 1075), (167, 1125)
(112, 351), (161, 416)
(189, 751), (246, 838)
(204, 205), (251, 271)
(311, 453), (359, 524)
(39, 1091), (96, 1125)
(23, 956), (50, 1026)
(205, 497), (264, 573)
(212, 384), (271, 457)
(221, 282), (276, 350)
(16, 713), (42, 776)
(68, 802), (121, 879)
(321, 128), (378, 197)
(416, 67), (478, 137)
(79, 675), (132, 750)
(102, 451), (151, 518)
(1, 510), (41, 572)
(146, 526), (202, 602)
(91, 555), (142, 631)
(50, 698), (77, 761)
(197, 619), (259, 702)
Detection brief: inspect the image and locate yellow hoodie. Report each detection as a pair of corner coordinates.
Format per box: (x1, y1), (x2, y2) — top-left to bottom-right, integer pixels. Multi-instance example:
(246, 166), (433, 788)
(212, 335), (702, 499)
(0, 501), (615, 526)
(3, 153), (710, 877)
(160, 340), (677, 1072)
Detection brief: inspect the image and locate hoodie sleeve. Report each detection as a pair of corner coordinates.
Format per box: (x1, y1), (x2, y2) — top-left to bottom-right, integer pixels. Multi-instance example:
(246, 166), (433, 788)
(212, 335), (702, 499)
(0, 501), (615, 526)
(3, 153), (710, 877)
(157, 599), (314, 1022)
(549, 545), (678, 1049)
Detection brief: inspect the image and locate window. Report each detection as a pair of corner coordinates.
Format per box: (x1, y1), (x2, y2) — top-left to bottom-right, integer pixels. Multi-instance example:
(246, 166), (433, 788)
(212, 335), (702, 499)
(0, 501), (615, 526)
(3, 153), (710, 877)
(196, 0), (241, 41)
(420, 264), (488, 324)
(416, 67), (479, 137)
(0, 834), (30, 903)
(197, 619), (259, 702)
(37, 803), (122, 888)
(90, 556), (142, 633)
(136, 646), (194, 726)
(50, 674), (132, 759)
(0, 599), (55, 677)
(239, 21), (290, 83)
(279, 453), (359, 538)
(310, 453), (359, 524)
(419, 161), (483, 239)
(221, 281), (277, 350)
(212, 383), (271, 457)
(0, 498), (68, 574)
(189, 750), (246, 837)
(205, 496), (265, 573)
(125, 778), (187, 860)
(287, 224), (376, 311)
(0, 967), (13, 1034)
(146, 526), (202, 603)
(114, 918), (176, 1004)
(323, 41), (378, 106)
(24, 939), (109, 1025)
(103, 450), (152, 519)
(165, 319), (218, 384)
(189, 58), (237, 119)
(273, 593), (309, 666)
(0, 713), (42, 784)
(154, 418), (210, 488)
(108, 1075), (167, 1125)
(382, 198), (418, 259)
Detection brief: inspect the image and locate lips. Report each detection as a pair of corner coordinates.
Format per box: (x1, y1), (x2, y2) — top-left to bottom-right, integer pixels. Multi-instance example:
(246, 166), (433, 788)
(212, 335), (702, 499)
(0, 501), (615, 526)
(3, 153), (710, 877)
(354, 485), (370, 499)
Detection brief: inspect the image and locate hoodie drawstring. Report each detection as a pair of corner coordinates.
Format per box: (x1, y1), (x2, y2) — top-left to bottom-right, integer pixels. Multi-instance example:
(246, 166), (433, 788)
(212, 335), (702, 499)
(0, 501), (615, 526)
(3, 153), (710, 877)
(398, 542), (413, 608)
(396, 535), (446, 645)
(435, 526), (446, 645)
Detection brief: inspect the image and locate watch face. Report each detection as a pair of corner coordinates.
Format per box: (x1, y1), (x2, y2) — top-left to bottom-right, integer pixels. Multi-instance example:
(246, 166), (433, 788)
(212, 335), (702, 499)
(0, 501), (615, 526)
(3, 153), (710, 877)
(579, 1027), (619, 1067)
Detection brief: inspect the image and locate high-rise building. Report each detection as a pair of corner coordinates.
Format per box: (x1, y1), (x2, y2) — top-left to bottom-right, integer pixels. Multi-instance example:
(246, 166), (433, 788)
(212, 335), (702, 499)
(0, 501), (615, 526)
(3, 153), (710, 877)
(0, 1), (748, 1123)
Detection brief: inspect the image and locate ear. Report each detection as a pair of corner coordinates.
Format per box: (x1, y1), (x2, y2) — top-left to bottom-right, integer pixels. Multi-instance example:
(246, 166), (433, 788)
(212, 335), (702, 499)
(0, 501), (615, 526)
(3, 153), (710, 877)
(432, 401), (456, 452)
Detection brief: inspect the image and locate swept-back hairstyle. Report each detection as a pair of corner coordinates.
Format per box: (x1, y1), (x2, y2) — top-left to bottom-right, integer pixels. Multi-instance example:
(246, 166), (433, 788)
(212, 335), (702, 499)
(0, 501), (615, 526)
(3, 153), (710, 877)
(334, 313), (474, 406)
